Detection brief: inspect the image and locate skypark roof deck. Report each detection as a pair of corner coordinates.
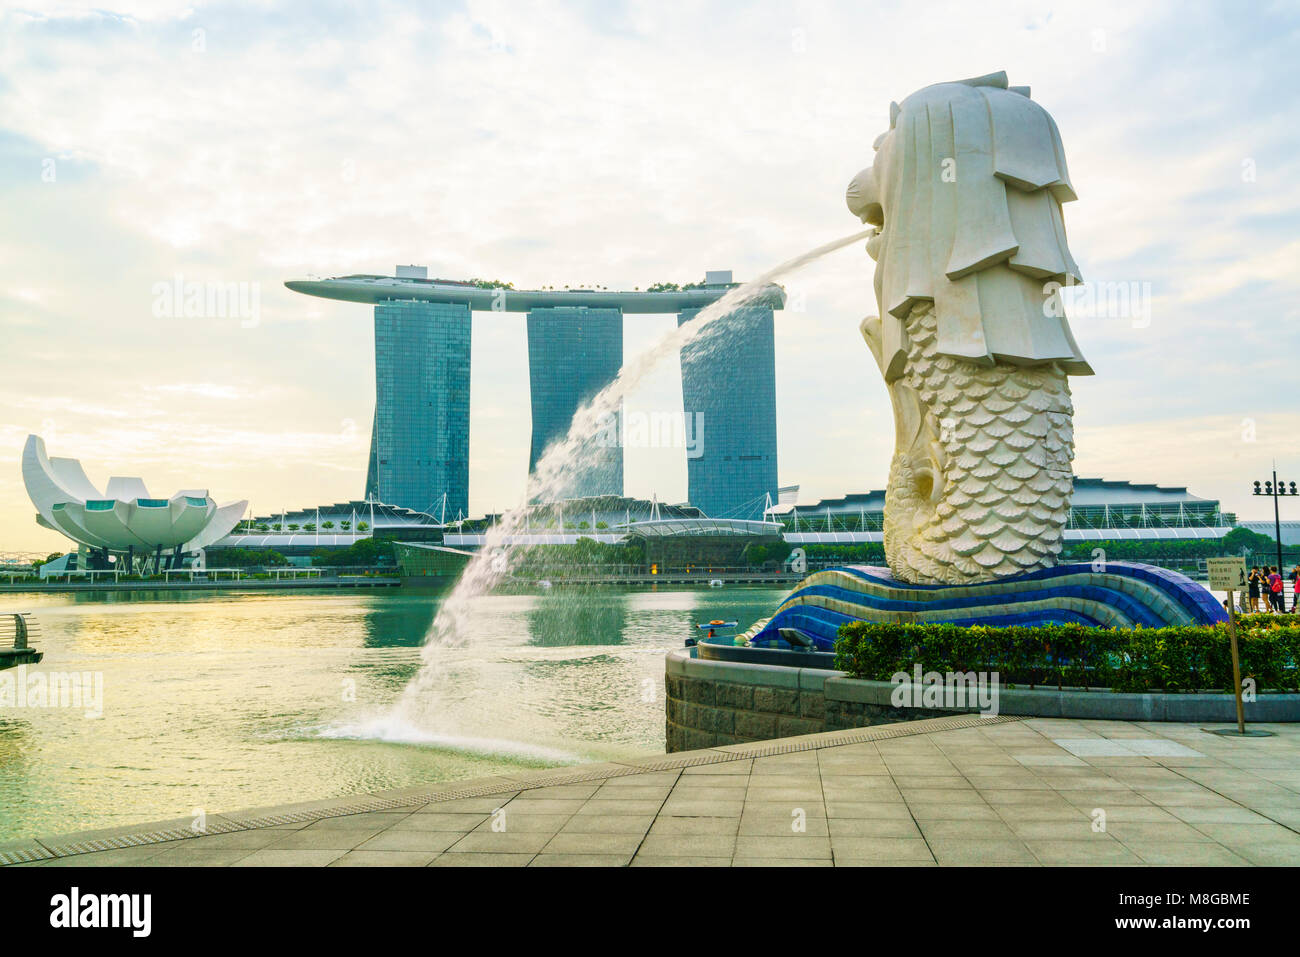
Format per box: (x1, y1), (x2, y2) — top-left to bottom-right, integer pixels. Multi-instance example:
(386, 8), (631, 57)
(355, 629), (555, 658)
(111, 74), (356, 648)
(284, 275), (786, 312)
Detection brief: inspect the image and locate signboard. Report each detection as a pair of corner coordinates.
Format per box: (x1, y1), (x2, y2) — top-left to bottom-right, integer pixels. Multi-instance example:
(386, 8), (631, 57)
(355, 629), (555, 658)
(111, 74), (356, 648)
(1206, 557), (1248, 592)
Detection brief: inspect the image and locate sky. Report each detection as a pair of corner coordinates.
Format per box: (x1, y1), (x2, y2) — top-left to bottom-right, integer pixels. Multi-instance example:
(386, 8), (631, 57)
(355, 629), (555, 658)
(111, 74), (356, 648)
(1, 0), (1297, 553)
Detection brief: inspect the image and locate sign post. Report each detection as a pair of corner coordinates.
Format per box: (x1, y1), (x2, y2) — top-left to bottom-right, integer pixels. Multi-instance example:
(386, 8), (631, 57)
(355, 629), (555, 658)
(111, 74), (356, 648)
(1207, 557), (1249, 734)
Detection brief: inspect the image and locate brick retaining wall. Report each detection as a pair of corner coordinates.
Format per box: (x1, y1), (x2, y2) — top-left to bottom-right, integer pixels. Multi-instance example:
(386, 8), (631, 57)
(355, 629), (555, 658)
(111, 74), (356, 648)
(664, 648), (1300, 751)
(664, 650), (954, 752)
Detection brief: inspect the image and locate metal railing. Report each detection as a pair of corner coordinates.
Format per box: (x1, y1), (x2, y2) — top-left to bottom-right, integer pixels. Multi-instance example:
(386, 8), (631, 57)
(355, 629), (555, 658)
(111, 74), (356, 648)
(1, 612), (39, 651)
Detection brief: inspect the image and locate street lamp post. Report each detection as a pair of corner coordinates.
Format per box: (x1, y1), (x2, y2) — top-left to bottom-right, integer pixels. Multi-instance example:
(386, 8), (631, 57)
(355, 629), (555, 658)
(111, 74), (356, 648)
(1252, 471), (1297, 606)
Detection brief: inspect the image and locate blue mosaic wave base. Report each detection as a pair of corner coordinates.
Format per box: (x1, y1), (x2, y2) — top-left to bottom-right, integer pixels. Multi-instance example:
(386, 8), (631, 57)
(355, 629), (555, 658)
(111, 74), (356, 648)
(747, 562), (1228, 652)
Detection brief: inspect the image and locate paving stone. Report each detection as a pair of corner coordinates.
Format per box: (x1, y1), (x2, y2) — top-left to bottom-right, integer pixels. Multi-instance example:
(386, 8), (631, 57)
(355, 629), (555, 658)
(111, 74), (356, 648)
(603, 771), (681, 786)
(637, 833), (735, 858)
(682, 761), (751, 775)
(542, 832), (644, 856)
(892, 774), (969, 789)
(992, 804), (1087, 823)
(329, 850), (442, 867)
(901, 788), (985, 806)
(428, 852), (534, 867)
(1007, 819), (1108, 841)
(630, 855), (731, 866)
(919, 820), (1020, 842)
(1024, 838), (1143, 865)
(529, 854), (632, 867)
(828, 818), (923, 839)
(357, 830), (464, 853)
(829, 837), (934, 863)
(733, 857), (832, 866)
(660, 797), (745, 817)
(232, 849), (348, 867)
(671, 775), (749, 791)
(979, 788), (1072, 806)
(1233, 843), (1300, 865)
(447, 831), (555, 854)
(910, 802), (1003, 822)
(267, 828), (381, 851)
(744, 787), (824, 804)
(1057, 789), (1154, 808)
(739, 814), (829, 837)
(1125, 843), (1251, 866)
(588, 786), (672, 802)
(1073, 805), (1178, 824)
(822, 779), (904, 797)
(929, 839), (1038, 865)
(570, 799), (662, 816)
(834, 858), (938, 867)
(559, 815), (655, 835)
(1135, 789), (1236, 808)
(501, 798), (586, 815)
(1248, 806), (1300, 829)
(1103, 821), (1216, 844)
(469, 813), (569, 834)
(733, 835), (832, 859)
(392, 812), (491, 831)
(648, 816), (740, 837)
(160, 829), (290, 850)
(1185, 822), (1300, 846)
(414, 795), (518, 813)
(304, 812), (412, 830)
(37, 846), (173, 867)
(140, 846), (256, 867)
(825, 800), (910, 818)
(1165, 805), (1278, 826)
(512, 784), (601, 800)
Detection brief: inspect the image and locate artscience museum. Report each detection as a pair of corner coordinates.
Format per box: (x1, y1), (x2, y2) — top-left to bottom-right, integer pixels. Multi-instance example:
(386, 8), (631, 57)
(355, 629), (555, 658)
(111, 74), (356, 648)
(21, 434), (248, 571)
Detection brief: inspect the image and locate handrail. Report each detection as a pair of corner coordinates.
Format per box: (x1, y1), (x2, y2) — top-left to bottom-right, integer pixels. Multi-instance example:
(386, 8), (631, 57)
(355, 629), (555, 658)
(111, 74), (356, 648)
(0, 612), (38, 650)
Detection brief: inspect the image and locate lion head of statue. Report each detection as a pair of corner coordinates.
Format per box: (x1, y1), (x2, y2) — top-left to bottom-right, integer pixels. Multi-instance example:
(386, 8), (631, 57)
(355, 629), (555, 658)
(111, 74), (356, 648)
(847, 71), (1092, 383)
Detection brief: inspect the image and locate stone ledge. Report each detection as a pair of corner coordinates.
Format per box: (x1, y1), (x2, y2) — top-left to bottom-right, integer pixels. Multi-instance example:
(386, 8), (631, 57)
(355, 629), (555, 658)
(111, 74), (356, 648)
(666, 650), (1300, 752)
(666, 648), (802, 688)
(824, 677), (1300, 723)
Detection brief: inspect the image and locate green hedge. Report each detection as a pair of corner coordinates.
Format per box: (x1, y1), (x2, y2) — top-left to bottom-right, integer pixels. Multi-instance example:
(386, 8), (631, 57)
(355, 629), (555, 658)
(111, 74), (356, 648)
(832, 620), (1300, 694)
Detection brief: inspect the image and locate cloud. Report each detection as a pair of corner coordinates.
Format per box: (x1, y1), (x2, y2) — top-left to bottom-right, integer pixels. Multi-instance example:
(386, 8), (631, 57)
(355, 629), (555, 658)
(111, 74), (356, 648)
(0, 0), (1297, 550)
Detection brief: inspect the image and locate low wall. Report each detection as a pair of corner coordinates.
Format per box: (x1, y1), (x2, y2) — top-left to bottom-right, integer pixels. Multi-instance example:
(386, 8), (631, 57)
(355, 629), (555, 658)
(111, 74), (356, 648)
(664, 648), (1300, 751)
(664, 648), (955, 752)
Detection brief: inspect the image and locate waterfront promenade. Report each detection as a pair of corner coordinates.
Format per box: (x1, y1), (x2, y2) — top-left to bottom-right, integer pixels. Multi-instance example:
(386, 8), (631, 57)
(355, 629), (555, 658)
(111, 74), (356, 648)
(4, 715), (1299, 867)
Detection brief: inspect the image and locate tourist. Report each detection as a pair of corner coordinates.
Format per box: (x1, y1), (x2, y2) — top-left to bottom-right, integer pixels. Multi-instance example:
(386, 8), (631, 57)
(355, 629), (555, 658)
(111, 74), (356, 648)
(1291, 565), (1300, 613)
(1248, 567), (1262, 612)
(1269, 566), (1284, 612)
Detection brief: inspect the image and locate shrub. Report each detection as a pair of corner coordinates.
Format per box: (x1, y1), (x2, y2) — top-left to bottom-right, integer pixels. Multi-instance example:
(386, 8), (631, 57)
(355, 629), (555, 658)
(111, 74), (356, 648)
(832, 620), (1300, 693)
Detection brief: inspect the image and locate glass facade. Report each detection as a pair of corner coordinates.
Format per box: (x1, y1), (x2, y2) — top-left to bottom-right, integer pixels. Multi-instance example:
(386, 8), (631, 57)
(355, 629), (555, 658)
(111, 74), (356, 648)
(368, 299), (471, 519)
(526, 307), (623, 500)
(678, 305), (779, 519)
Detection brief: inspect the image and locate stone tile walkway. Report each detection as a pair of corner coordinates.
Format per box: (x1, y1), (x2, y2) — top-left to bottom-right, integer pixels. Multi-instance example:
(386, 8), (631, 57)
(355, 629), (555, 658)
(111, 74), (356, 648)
(5, 715), (1300, 867)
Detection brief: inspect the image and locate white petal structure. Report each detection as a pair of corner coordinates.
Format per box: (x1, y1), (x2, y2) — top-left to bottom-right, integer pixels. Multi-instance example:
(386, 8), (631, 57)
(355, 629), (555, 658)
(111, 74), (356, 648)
(22, 435), (248, 554)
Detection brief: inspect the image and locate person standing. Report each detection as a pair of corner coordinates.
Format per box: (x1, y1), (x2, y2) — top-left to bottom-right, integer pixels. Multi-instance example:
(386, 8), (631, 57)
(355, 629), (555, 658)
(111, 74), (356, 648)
(1291, 564), (1300, 613)
(1268, 566), (1284, 612)
(1248, 567), (1262, 612)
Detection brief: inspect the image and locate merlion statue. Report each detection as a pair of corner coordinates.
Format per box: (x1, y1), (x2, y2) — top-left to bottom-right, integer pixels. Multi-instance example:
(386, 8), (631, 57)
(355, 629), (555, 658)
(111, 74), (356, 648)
(846, 71), (1093, 585)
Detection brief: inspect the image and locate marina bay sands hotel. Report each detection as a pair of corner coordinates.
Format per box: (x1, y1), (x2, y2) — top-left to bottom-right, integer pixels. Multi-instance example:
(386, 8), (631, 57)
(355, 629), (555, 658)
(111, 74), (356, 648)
(286, 267), (785, 520)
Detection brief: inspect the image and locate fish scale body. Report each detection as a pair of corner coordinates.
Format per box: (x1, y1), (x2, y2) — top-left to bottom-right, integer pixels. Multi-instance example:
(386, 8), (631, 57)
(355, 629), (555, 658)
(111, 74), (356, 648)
(883, 303), (1075, 585)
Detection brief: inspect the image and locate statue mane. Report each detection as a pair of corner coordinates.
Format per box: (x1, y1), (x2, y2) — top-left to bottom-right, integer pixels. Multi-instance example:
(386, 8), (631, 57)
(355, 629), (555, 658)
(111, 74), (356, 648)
(848, 71), (1092, 382)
